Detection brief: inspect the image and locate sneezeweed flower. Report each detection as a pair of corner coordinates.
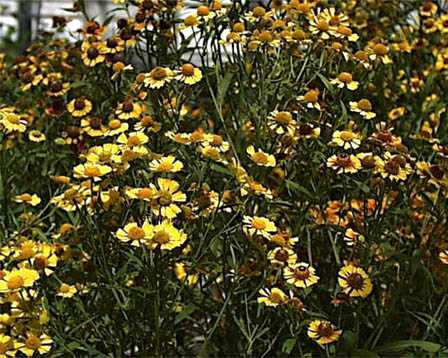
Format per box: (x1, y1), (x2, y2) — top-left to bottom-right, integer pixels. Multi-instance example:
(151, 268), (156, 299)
(284, 262), (319, 288)
(67, 98), (93, 117)
(99, 36), (125, 54)
(82, 43), (105, 67)
(134, 115), (161, 132)
(342, 228), (365, 246)
(176, 64), (202, 85)
(267, 111), (296, 135)
(270, 231), (299, 248)
(144, 67), (174, 89)
(338, 264), (373, 298)
(16, 333), (53, 357)
(297, 89), (321, 110)
(28, 130), (46, 142)
(247, 146), (276, 167)
(150, 178), (186, 219)
(81, 117), (108, 137)
(257, 287), (288, 307)
(32, 244), (58, 275)
(375, 153), (412, 181)
(0, 268), (40, 293)
(174, 263), (199, 286)
(243, 216), (277, 238)
(106, 118), (129, 136)
(350, 99), (376, 119)
(330, 72), (359, 90)
(73, 163), (112, 181)
(46, 79), (70, 97)
(388, 106), (405, 121)
(149, 155), (183, 173)
(327, 154), (361, 174)
(117, 132), (149, 147)
(307, 320), (342, 345)
(329, 130), (362, 149)
(0, 334), (16, 357)
(0, 111), (28, 133)
(116, 221), (152, 246)
(57, 283), (78, 298)
(368, 43), (392, 64)
(294, 123), (321, 140)
(146, 221), (187, 251)
(14, 193), (41, 206)
(126, 187), (156, 202)
(420, 1), (438, 17)
(115, 100), (143, 120)
(267, 247), (297, 268)
(439, 250), (448, 264)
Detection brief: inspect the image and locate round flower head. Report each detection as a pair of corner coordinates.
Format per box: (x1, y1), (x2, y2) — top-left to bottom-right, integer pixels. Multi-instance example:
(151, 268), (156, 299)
(246, 146), (276, 167)
(350, 99), (376, 119)
(67, 98), (93, 117)
(144, 67), (174, 89)
(150, 178), (186, 219)
(327, 154), (361, 174)
(176, 64), (202, 85)
(116, 221), (152, 246)
(14, 193), (41, 206)
(0, 333), (17, 357)
(330, 72), (359, 91)
(283, 262), (319, 288)
(0, 268), (40, 293)
(73, 163), (112, 181)
(243, 216), (277, 238)
(146, 221), (187, 251)
(149, 155), (183, 173)
(57, 283), (78, 298)
(329, 130), (362, 149)
(338, 264), (373, 298)
(267, 247), (297, 268)
(115, 100), (143, 120)
(257, 287), (288, 307)
(17, 333), (53, 357)
(307, 320), (342, 345)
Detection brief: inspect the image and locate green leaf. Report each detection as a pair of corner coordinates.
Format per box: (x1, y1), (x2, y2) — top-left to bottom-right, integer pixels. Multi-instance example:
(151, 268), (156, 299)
(217, 72), (233, 106)
(282, 338), (297, 354)
(285, 179), (313, 198)
(175, 304), (198, 324)
(375, 340), (442, 354)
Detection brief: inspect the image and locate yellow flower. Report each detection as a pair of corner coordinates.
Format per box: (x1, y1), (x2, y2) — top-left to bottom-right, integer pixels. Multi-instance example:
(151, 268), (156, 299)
(267, 247), (297, 268)
(342, 228), (365, 246)
(174, 262), (199, 286)
(243, 216), (277, 238)
(32, 244), (58, 276)
(28, 130), (46, 142)
(144, 67), (174, 89)
(115, 101), (143, 120)
(176, 64), (202, 85)
(327, 154), (361, 174)
(283, 262), (319, 288)
(267, 111), (296, 135)
(82, 43), (105, 67)
(329, 130), (362, 149)
(0, 334), (16, 357)
(117, 132), (149, 147)
(14, 193), (41, 206)
(105, 119), (128, 137)
(149, 155), (183, 173)
(338, 264), (373, 298)
(247, 146), (276, 167)
(0, 268), (40, 293)
(439, 249), (448, 264)
(388, 106), (405, 121)
(349, 99), (376, 119)
(126, 187), (156, 202)
(330, 72), (359, 90)
(375, 152), (412, 181)
(116, 221), (152, 246)
(146, 221), (187, 251)
(150, 178), (186, 219)
(297, 89), (321, 110)
(57, 283), (78, 298)
(73, 163), (112, 181)
(307, 320), (342, 345)
(257, 287), (288, 307)
(17, 333), (52, 357)
(67, 98), (93, 117)
(0, 111), (27, 133)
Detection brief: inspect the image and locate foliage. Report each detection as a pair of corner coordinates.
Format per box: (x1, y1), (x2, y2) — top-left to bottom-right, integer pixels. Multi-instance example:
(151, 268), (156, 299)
(0, 0), (447, 356)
